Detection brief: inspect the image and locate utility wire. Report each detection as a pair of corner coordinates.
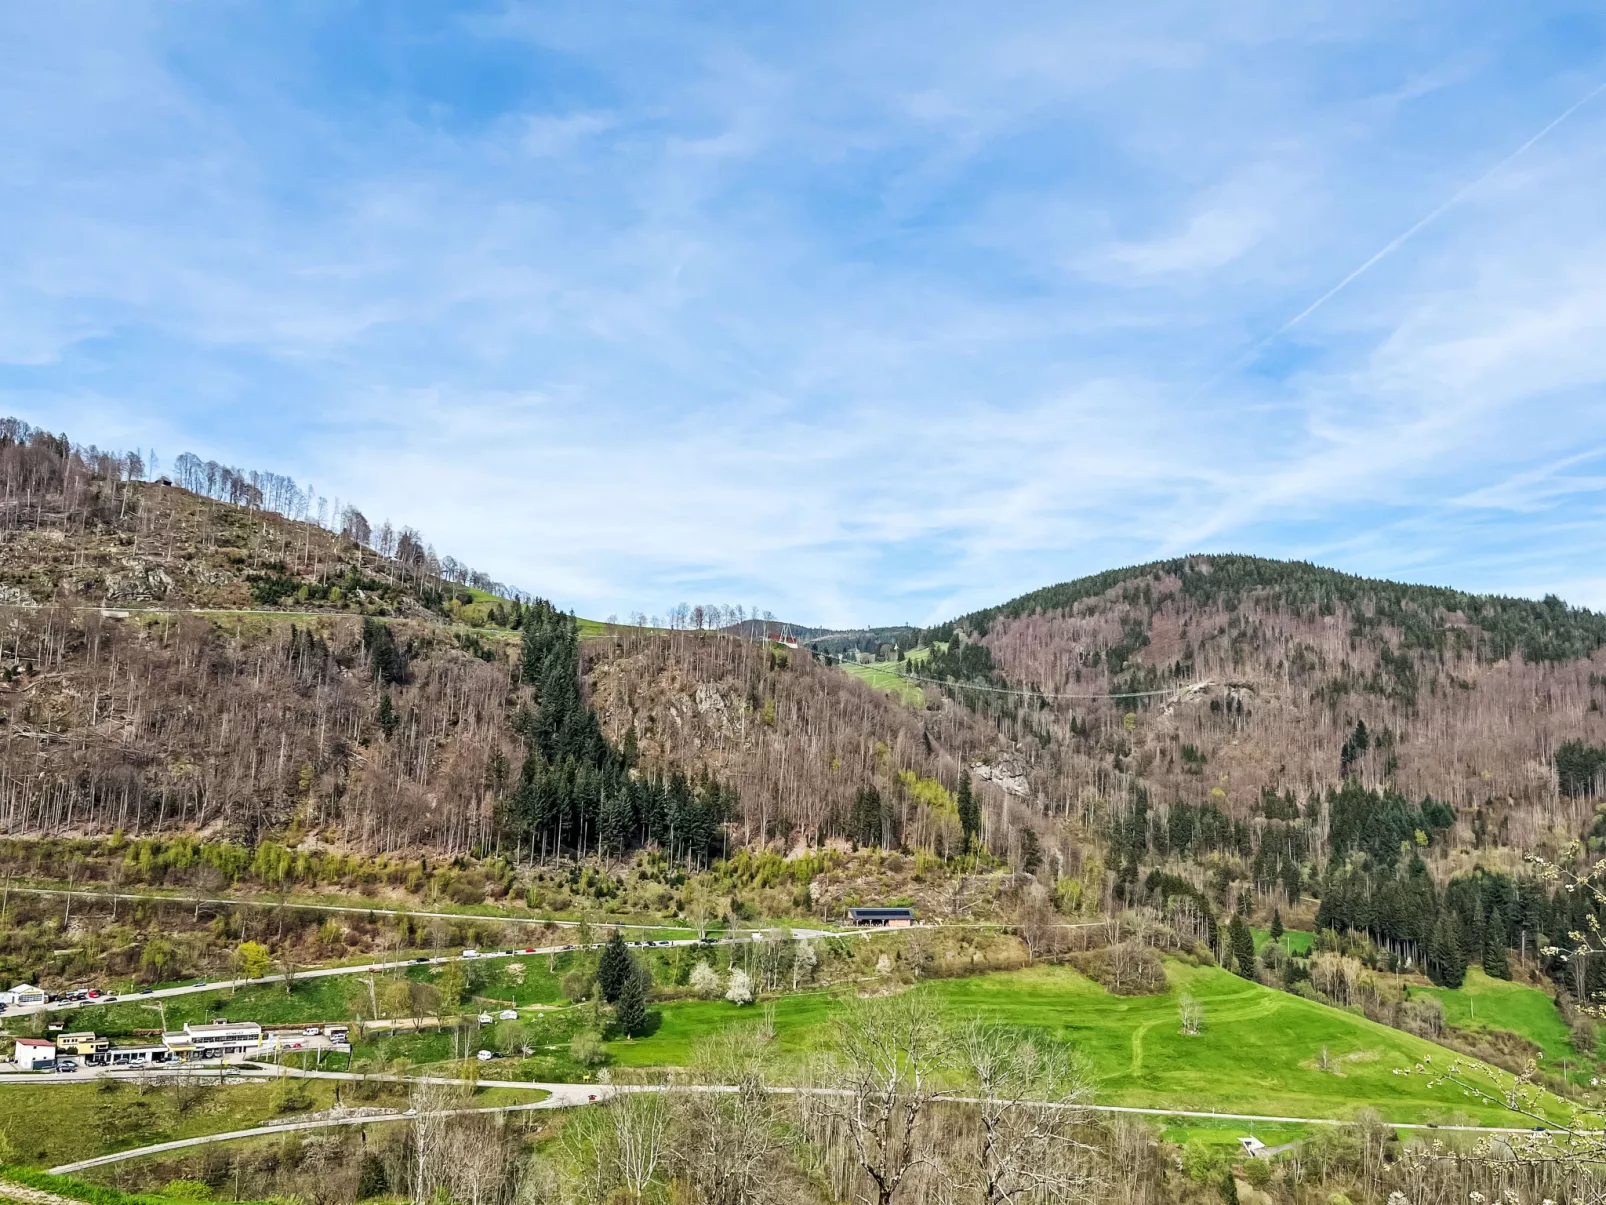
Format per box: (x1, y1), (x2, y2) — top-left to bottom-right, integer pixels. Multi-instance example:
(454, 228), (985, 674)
(859, 665), (1211, 702)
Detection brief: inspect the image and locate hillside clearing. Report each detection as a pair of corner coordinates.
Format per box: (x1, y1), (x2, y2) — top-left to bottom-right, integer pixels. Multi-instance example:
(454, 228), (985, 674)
(606, 961), (1567, 1126)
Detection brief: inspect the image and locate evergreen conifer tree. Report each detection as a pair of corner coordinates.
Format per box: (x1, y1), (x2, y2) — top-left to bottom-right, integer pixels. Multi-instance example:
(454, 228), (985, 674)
(614, 968), (648, 1037)
(1483, 908), (1511, 980)
(957, 774), (979, 852)
(356, 1155), (388, 1200)
(1228, 915), (1256, 979)
(377, 693), (398, 739)
(597, 930), (633, 1004)
(1269, 909), (1284, 944)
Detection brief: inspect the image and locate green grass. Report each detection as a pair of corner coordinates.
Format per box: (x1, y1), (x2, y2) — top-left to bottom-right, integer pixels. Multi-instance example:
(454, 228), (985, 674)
(839, 661), (926, 708)
(2, 1166), (272, 1205)
(1412, 968), (1583, 1067)
(0, 1079), (345, 1170)
(1252, 928), (1314, 955)
(606, 961), (1568, 1126)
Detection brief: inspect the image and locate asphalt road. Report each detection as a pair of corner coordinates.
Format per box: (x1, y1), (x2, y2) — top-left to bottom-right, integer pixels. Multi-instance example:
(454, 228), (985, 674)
(3, 927), (835, 1019)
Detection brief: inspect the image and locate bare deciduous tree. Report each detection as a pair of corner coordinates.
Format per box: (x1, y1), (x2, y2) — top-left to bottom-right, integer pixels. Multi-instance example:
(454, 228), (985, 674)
(948, 1020), (1102, 1205)
(812, 989), (951, 1205)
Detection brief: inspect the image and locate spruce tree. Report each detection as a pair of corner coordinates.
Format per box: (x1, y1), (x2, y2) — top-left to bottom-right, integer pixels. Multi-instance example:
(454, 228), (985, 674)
(377, 693), (398, 740)
(597, 930), (634, 1004)
(1443, 920), (1467, 989)
(614, 968), (648, 1037)
(956, 774), (979, 852)
(356, 1155), (388, 1200)
(1269, 909), (1284, 944)
(1483, 908), (1511, 980)
(1228, 915), (1256, 979)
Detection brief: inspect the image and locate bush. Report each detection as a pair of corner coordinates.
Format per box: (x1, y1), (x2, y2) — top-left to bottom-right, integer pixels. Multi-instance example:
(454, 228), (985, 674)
(570, 1030), (608, 1067)
(160, 1182), (210, 1201)
(560, 971), (591, 1002)
(1573, 1017), (1598, 1054)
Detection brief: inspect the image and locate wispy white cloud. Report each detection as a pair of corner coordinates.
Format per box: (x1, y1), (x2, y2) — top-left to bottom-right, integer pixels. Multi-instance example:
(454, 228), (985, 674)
(3, 2), (1606, 623)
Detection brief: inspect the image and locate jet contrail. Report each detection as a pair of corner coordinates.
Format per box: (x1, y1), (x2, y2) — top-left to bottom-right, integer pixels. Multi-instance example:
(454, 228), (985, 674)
(1275, 77), (1606, 337)
(1220, 75), (1606, 378)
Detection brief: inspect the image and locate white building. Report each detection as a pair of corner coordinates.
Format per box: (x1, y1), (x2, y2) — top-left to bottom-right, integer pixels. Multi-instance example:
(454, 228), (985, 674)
(0, 984), (47, 1007)
(163, 1020), (262, 1060)
(12, 1038), (55, 1070)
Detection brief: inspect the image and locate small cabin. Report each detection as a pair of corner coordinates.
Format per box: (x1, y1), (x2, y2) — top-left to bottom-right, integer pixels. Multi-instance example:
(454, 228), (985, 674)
(847, 907), (915, 928)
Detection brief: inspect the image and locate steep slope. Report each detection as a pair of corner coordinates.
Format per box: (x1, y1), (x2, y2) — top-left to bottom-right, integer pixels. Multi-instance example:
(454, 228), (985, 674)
(909, 554), (1606, 857)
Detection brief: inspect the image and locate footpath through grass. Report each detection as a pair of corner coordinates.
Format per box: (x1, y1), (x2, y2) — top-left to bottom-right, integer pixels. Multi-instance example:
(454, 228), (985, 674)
(607, 960), (1568, 1126)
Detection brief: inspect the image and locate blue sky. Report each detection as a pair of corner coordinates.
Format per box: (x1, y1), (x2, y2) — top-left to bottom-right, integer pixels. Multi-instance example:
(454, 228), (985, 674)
(3, 3), (1606, 626)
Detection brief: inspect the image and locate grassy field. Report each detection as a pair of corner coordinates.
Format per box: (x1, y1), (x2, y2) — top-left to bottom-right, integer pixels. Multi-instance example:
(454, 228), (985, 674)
(0, 1078), (346, 1169)
(2, 1166), (273, 1205)
(1412, 968), (1586, 1068)
(840, 660), (927, 708)
(605, 960), (1565, 1126)
(1252, 927), (1314, 955)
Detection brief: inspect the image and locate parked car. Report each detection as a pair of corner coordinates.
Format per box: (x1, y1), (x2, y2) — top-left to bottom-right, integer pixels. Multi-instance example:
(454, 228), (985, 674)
(414, 957), (430, 964)
(86, 990), (100, 999)
(478, 1013), (493, 1024)
(303, 1027), (320, 1037)
(56, 1059), (77, 1074)
(476, 1049), (494, 1061)
(462, 949), (480, 959)
(498, 1009), (518, 1020)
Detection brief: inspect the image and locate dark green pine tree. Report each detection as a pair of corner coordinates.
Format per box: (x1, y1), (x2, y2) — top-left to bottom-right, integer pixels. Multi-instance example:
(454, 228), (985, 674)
(1269, 909), (1284, 944)
(956, 774), (979, 853)
(614, 967), (649, 1037)
(1483, 907), (1511, 980)
(377, 692), (399, 740)
(355, 1154), (388, 1201)
(1428, 910), (1467, 989)
(597, 930), (634, 1004)
(621, 724), (639, 769)
(852, 785), (884, 848)
(1228, 915), (1256, 979)
(1471, 898), (1488, 963)
(1281, 858), (1301, 904)
(599, 792), (633, 855)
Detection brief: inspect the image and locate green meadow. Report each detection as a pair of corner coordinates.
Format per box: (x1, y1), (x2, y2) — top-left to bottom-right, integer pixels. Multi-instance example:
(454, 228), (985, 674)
(607, 960), (1568, 1126)
(839, 660), (927, 708)
(1412, 967), (1589, 1069)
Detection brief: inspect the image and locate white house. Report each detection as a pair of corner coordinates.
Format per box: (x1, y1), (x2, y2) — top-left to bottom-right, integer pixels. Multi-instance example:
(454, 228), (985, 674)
(0, 984), (47, 1007)
(12, 1038), (55, 1070)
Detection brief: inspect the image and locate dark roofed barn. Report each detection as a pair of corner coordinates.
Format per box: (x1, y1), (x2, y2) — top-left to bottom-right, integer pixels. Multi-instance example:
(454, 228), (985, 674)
(847, 907), (915, 928)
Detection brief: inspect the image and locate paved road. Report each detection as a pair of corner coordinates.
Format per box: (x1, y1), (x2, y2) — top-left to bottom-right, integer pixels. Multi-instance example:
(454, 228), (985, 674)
(45, 1077), (1570, 1176)
(3, 925), (835, 1019)
(2, 883), (717, 932)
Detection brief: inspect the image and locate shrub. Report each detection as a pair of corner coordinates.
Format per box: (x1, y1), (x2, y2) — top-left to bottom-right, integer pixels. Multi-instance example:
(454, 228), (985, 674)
(689, 961), (721, 999)
(570, 1030), (607, 1067)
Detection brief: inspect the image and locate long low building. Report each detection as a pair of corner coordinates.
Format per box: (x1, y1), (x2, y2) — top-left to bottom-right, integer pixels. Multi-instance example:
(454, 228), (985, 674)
(846, 907), (916, 927)
(163, 1021), (263, 1060)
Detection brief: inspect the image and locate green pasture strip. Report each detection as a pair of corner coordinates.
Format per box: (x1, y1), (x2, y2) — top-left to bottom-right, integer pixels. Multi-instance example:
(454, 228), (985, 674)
(1252, 928), (1314, 955)
(606, 961), (1571, 1127)
(1411, 967), (1581, 1066)
(2, 1166), (271, 1205)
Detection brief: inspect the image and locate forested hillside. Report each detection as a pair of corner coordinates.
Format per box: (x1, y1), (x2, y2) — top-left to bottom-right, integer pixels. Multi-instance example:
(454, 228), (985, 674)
(0, 417), (1011, 860)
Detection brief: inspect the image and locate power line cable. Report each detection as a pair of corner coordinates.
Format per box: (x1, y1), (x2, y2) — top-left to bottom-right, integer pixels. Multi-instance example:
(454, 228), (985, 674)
(862, 665), (1211, 702)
